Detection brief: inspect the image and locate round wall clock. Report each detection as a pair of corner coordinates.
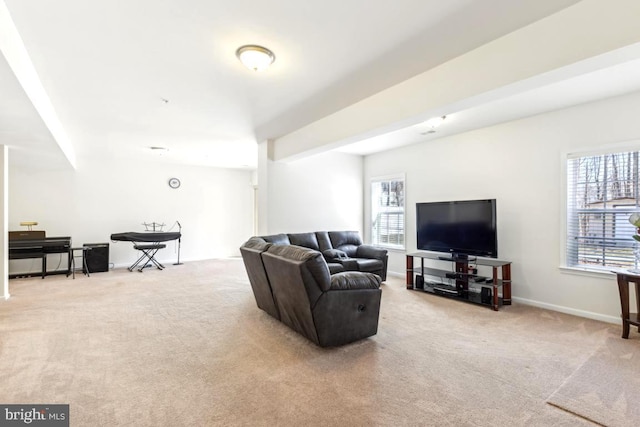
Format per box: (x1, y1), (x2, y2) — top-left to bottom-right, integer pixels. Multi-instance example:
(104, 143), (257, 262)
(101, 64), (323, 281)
(168, 177), (181, 189)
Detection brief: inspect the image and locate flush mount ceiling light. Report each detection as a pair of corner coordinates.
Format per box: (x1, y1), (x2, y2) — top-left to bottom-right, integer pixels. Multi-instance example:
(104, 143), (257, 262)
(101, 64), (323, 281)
(236, 45), (275, 72)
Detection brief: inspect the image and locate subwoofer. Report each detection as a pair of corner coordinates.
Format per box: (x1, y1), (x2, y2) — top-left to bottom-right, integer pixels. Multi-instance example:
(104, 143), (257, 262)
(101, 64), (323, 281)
(83, 243), (109, 273)
(481, 287), (492, 304)
(415, 274), (424, 289)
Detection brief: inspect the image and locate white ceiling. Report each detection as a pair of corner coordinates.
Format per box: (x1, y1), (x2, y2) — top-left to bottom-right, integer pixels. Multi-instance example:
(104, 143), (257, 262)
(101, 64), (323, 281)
(5, 0), (632, 171)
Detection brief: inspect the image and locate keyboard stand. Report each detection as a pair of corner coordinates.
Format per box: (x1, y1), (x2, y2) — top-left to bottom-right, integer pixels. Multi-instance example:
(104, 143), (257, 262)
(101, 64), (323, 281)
(128, 244), (167, 272)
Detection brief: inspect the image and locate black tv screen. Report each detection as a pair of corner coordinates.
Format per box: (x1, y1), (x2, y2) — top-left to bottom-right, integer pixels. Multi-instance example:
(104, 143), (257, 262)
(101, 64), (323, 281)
(416, 199), (497, 258)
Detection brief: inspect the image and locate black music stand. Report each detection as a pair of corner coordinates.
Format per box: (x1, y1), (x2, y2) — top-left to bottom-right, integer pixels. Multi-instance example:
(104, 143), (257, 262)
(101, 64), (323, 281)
(174, 221), (183, 265)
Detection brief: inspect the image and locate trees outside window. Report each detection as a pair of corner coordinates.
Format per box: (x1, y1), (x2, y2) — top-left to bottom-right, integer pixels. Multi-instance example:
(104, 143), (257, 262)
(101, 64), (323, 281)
(567, 151), (640, 269)
(371, 176), (405, 249)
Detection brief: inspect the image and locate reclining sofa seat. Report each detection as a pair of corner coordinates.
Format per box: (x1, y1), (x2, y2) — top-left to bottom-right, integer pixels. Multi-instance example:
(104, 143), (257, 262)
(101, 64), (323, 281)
(260, 244), (382, 347)
(328, 231), (388, 281)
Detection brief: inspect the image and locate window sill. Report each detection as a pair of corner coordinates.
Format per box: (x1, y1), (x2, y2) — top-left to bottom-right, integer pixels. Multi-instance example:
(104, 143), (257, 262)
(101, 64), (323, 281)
(373, 245), (405, 252)
(559, 265), (617, 280)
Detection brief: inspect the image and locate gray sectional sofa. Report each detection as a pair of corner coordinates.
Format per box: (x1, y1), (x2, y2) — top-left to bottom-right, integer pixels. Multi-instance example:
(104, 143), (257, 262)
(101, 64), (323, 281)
(240, 231), (386, 347)
(260, 231), (388, 280)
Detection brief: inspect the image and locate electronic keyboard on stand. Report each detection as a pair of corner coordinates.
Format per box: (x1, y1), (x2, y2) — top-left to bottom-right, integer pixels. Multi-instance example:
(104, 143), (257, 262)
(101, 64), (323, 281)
(110, 231), (181, 272)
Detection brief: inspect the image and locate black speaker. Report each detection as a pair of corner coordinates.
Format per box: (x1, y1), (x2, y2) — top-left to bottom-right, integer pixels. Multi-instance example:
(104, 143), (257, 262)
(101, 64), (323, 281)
(415, 275), (424, 289)
(481, 287), (492, 304)
(83, 243), (109, 273)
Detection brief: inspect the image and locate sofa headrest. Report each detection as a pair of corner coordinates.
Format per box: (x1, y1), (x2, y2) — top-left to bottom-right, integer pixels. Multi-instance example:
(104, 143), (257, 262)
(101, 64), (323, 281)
(241, 237), (272, 252)
(329, 231), (363, 246)
(329, 231), (363, 256)
(265, 244), (331, 292)
(288, 232), (320, 250)
(261, 233), (291, 245)
(315, 232), (333, 252)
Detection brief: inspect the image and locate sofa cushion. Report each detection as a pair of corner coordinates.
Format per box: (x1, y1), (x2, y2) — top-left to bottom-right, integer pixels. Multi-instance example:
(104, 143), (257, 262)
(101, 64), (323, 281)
(242, 237), (271, 251)
(261, 233), (291, 245)
(352, 258), (384, 273)
(265, 244), (331, 292)
(288, 232), (320, 251)
(327, 262), (345, 274)
(330, 271), (381, 290)
(315, 231), (333, 252)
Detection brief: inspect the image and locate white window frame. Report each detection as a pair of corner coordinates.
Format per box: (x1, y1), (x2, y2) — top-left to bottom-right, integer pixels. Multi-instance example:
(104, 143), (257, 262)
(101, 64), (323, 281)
(370, 174), (405, 250)
(563, 142), (640, 273)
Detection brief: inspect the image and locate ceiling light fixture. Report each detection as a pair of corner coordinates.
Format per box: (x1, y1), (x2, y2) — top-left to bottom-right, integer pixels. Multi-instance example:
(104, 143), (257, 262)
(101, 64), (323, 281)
(236, 45), (275, 72)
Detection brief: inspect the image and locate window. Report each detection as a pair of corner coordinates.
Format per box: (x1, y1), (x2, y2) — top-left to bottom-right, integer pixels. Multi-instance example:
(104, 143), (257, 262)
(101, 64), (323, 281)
(371, 175), (405, 249)
(566, 150), (640, 270)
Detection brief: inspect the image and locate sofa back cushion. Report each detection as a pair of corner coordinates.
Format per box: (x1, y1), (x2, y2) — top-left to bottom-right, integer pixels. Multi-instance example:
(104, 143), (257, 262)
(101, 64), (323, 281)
(264, 245), (331, 294)
(315, 231), (333, 252)
(261, 233), (291, 245)
(242, 236), (270, 251)
(329, 231), (363, 257)
(239, 238), (279, 319)
(288, 232), (320, 251)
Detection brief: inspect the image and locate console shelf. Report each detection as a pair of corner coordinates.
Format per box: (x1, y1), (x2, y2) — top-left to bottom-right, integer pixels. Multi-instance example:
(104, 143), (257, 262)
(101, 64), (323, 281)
(406, 251), (512, 311)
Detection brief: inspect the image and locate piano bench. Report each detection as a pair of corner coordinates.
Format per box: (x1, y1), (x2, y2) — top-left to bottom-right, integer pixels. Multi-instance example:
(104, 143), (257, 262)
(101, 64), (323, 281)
(133, 244), (167, 251)
(130, 244), (167, 272)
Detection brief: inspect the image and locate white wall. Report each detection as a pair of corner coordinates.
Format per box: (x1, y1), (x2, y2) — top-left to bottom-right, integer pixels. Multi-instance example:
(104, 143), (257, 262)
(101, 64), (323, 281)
(364, 90), (640, 323)
(265, 151), (363, 234)
(1, 145), (8, 299)
(9, 155), (254, 273)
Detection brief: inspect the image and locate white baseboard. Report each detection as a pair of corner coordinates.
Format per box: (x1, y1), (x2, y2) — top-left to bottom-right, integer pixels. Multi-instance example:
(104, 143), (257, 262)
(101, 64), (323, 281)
(111, 256), (237, 270)
(511, 296), (621, 325)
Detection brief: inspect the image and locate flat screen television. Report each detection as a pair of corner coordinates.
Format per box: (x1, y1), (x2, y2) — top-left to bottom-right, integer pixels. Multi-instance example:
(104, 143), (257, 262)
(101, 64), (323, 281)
(416, 199), (497, 258)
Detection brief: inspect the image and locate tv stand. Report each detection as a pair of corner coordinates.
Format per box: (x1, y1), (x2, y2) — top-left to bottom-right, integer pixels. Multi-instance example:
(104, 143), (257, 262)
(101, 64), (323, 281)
(406, 251), (512, 311)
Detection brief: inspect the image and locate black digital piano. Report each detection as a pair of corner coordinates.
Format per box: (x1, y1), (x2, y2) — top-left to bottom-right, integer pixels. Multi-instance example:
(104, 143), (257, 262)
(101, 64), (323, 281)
(8, 231), (71, 278)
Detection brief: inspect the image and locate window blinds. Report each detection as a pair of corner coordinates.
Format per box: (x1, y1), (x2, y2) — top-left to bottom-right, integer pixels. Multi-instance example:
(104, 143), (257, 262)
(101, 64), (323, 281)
(566, 151), (640, 269)
(371, 177), (405, 248)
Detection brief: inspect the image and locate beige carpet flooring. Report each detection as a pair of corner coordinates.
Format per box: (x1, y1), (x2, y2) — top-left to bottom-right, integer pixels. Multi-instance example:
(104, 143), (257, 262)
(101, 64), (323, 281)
(0, 258), (637, 426)
(547, 336), (640, 427)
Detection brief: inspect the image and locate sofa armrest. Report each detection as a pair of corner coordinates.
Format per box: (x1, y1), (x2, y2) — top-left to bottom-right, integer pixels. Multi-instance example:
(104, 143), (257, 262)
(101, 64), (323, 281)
(329, 272), (381, 290)
(322, 248), (348, 261)
(356, 245), (388, 260)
